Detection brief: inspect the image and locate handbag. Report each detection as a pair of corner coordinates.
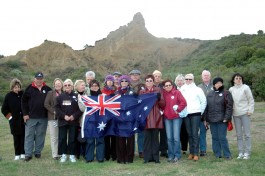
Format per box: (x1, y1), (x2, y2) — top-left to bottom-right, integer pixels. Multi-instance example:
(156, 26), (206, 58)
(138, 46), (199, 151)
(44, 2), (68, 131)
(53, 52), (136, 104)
(227, 121), (233, 131)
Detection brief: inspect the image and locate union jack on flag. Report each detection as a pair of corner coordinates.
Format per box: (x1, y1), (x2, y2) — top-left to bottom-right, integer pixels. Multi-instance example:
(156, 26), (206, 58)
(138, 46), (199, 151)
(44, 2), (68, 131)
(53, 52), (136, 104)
(81, 94), (121, 116)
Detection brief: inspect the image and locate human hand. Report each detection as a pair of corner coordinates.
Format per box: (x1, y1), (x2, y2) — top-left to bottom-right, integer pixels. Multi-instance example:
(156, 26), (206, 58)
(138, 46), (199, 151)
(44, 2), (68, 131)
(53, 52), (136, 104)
(23, 115), (30, 123)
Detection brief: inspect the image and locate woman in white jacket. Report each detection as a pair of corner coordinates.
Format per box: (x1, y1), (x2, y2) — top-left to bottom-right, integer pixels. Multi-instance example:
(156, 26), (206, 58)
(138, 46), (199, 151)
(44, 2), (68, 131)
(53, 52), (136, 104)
(180, 74), (206, 161)
(229, 73), (254, 160)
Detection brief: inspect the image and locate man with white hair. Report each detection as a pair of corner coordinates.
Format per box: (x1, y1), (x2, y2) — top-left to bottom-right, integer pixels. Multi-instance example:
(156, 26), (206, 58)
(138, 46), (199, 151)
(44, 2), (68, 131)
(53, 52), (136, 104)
(84, 71), (95, 96)
(197, 70), (213, 157)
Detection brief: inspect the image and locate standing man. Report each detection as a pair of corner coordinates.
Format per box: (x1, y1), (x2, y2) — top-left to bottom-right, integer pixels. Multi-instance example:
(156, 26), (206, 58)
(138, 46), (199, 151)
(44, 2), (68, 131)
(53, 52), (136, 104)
(129, 69), (145, 158)
(197, 70), (213, 157)
(85, 71), (95, 96)
(112, 71), (122, 89)
(153, 70), (168, 157)
(21, 72), (51, 161)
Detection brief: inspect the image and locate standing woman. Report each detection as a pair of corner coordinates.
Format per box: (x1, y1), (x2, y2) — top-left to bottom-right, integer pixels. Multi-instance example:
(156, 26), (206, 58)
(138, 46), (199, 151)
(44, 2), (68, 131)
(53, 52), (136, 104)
(115, 75), (136, 164)
(175, 74), (189, 155)
(55, 79), (83, 163)
(204, 77), (233, 159)
(102, 75), (117, 161)
(1, 78), (25, 160)
(85, 80), (105, 163)
(44, 78), (63, 160)
(140, 75), (165, 163)
(180, 74), (206, 161)
(229, 73), (254, 160)
(162, 79), (187, 163)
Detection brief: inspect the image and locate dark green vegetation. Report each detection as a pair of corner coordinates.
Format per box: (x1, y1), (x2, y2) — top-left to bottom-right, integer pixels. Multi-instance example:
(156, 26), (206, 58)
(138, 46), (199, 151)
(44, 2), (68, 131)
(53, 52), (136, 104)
(164, 32), (265, 101)
(1, 32), (265, 104)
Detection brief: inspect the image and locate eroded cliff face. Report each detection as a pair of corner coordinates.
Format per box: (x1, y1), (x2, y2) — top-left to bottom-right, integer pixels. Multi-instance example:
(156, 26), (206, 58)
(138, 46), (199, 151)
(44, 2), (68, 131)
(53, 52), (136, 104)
(1, 12), (202, 75)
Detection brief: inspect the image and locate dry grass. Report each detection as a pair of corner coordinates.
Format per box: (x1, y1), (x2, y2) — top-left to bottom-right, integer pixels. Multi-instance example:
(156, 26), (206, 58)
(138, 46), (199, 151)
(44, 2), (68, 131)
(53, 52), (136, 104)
(0, 102), (265, 176)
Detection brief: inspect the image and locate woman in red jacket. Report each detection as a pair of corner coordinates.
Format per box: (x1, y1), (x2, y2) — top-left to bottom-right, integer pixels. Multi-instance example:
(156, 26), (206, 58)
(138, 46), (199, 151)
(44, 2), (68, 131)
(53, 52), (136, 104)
(162, 79), (187, 163)
(139, 75), (165, 164)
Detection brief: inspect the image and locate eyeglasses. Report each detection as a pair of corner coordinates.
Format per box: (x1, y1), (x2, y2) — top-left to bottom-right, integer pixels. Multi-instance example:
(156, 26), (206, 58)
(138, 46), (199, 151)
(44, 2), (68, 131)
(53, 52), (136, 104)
(64, 84), (72, 87)
(164, 84), (172, 87)
(121, 80), (128, 82)
(146, 80), (153, 82)
(185, 78), (193, 81)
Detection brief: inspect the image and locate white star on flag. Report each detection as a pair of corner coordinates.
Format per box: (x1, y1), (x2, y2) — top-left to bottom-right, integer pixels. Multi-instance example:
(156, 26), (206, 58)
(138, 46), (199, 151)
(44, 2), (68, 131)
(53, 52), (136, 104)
(126, 111), (131, 116)
(144, 106), (148, 111)
(97, 121), (106, 131)
(133, 127), (137, 131)
(138, 99), (142, 103)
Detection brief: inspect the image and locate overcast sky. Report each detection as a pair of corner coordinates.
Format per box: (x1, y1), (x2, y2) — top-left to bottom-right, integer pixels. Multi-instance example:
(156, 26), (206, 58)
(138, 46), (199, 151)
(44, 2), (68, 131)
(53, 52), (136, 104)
(0, 0), (264, 56)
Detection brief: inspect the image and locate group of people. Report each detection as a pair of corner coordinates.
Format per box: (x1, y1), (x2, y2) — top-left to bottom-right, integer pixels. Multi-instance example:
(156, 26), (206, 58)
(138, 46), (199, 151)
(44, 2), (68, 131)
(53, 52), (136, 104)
(1, 69), (255, 164)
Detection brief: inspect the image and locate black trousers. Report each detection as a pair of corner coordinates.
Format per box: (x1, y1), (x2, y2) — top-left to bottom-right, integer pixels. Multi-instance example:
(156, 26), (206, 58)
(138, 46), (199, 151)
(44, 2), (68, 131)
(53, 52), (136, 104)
(144, 129), (159, 162)
(116, 135), (135, 163)
(13, 134), (25, 155)
(159, 120), (168, 154)
(58, 125), (77, 155)
(180, 121), (189, 151)
(104, 135), (117, 160)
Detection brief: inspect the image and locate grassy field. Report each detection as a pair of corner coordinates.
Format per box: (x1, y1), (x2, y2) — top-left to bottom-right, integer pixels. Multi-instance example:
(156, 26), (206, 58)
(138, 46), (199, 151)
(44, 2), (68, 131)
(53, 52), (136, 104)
(0, 102), (265, 176)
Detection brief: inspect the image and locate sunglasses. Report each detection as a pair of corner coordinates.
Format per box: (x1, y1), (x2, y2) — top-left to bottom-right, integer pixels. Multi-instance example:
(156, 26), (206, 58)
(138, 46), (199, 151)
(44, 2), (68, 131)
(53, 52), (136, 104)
(146, 80), (153, 82)
(164, 84), (172, 87)
(185, 79), (193, 81)
(64, 84), (72, 87)
(121, 80), (128, 82)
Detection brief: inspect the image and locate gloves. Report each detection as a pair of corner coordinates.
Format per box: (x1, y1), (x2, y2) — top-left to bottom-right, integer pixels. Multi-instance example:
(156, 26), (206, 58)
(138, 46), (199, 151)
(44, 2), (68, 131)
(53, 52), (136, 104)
(157, 93), (161, 101)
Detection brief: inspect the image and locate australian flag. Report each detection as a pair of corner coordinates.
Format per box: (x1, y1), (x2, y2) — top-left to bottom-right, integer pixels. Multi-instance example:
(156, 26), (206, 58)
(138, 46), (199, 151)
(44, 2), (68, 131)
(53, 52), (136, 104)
(81, 93), (157, 138)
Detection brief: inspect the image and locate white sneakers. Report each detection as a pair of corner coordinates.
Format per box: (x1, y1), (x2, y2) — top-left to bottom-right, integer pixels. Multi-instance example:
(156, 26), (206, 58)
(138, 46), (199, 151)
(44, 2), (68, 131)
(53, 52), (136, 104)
(60, 154), (76, 163)
(20, 154), (25, 160)
(69, 155), (76, 163)
(14, 155), (20, 160)
(60, 154), (67, 163)
(237, 153), (250, 160)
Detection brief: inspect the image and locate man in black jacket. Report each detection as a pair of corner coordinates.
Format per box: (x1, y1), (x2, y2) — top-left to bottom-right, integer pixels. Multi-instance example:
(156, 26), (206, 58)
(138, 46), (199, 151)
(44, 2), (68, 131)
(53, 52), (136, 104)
(21, 72), (51, 161)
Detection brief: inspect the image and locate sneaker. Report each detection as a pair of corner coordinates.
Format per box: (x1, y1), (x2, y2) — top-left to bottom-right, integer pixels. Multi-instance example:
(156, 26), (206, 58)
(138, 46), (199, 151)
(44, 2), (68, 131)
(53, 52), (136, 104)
(193, 155), (199, 161)
(69, 155), (76, 163)
(20, 154), (25, 160)
(24, 156), (32, 162)
(60, 154), (67, 163)
(237, 153), (244, 159)
(14, 155), (20, 160)
(172, 158), (179, 163)
(35, 154), (41, 159)
(167, 158), (173, 162)
(188, 154), (194, 160)
(243, 153), (250, 160)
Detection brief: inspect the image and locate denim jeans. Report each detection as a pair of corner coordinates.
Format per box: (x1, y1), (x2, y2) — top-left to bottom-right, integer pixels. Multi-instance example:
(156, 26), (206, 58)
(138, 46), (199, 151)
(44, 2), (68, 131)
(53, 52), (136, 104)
(137, 131), (144, 153)
(199, 121), (207, 152)
(24, 118), (48, 157)
(165, 118), (182, 160)
(184, 114), (201, 155)
(234, 114), (251, 155)
(210, 122), (231, 158)
(85, 137), (105, 161)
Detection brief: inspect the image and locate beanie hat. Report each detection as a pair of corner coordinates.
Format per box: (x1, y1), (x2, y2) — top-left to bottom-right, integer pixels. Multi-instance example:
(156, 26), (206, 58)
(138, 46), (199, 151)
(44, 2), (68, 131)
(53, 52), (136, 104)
(105, 75), (114, 83)
(213, 77), (223, 85)
(118, 75), (131, 85)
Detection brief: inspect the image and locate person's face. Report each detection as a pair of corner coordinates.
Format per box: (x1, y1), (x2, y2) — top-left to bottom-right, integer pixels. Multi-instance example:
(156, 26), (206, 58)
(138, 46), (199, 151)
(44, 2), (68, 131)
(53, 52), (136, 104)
(153, 74), (161, 83)
(77, 82), (86, 92)
(130, 74), (140, 82)
(145, 78), (154, 88)
(106, 80), (113, 87)
(120, 79), (129, 88)
(202, 71), (211, 83)
(63, 82), (73, 93)
(176, 79), (184, 87)
(54, 80), (63, 91)
(214, 81), (223, 89)
(163, 81), (173, 92)
(34, 78), (44, 87)
(234, 76), (242, 85)
(185, 76), (194, 85)
(86, 76), (94, 84)
(90, 83), (99, 91)
(12, 85), (21, 94)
